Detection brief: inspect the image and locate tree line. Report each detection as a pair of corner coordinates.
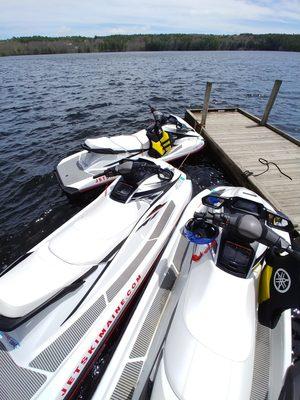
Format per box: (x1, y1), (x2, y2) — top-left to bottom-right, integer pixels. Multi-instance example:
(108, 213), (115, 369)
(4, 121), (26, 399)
(0, 33), (299, 56)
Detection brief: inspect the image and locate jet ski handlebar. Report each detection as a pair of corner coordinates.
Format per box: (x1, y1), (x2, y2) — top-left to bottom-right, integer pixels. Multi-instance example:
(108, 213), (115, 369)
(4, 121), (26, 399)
(93, 160), (173, 181)
(148, 106), (188, 132)
(194, 211), (300, 260)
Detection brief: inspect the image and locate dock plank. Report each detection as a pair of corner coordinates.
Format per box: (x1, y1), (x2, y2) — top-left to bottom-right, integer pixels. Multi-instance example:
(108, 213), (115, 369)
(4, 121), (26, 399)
(186, 109), (300, 230)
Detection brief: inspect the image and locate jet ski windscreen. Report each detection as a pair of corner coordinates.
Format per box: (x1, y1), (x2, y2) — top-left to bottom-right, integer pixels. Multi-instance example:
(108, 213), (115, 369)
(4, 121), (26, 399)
(231, 198), (261, 216)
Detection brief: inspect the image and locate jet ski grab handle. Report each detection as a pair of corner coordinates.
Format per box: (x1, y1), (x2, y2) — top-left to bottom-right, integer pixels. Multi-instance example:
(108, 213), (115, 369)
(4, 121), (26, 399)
(93, 160), (173, 181)
(194, 211), (300, 260)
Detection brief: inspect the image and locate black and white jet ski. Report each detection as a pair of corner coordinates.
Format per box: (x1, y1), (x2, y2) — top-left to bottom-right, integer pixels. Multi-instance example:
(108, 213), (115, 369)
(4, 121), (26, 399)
(56, 110), (204, 196)
(91, 186), (300, 400)
(0, 158), (192, 400)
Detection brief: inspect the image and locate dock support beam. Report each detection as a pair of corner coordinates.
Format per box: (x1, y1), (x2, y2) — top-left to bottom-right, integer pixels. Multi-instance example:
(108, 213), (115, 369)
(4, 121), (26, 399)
(260, 79), (282, 126)
(200, 81), (212, 128)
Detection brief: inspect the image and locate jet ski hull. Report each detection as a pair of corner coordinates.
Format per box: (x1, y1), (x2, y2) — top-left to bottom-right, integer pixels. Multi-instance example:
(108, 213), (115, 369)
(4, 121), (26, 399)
(56, 116), (204, 196)
(150, 188), (292, 400)
(0, 159), (192, 400)
(91, 187), (293, 400)
(91, 192), (200, 400)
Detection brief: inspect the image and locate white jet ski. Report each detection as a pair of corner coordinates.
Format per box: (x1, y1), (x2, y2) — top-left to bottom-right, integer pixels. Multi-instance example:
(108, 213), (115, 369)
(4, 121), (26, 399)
(91, 186), (300, 400)
(56, 110), (204, 196)
(0, 158), (192, 400)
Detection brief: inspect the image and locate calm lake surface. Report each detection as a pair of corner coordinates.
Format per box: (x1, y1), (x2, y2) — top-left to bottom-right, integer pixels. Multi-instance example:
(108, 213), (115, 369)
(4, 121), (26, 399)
(0, 50), (299, 268)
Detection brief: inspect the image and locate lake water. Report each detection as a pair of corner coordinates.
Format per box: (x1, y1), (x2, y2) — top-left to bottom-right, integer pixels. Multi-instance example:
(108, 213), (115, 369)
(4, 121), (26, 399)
(0, 50), (299, 397)
(0, 50), (299, 268)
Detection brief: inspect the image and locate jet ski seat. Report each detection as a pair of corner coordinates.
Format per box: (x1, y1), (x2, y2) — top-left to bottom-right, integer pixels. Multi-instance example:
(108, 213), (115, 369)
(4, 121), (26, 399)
(0, 198), (148, 320)
(84, 130), (149, 153)
(0, 247), (93, 319)
(49, 197), (145, 265)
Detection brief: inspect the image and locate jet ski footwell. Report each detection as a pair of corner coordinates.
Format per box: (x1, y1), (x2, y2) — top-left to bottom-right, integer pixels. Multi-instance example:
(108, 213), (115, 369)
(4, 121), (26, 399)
(93, 283), (290, 400)
(91, 221), (194, 400)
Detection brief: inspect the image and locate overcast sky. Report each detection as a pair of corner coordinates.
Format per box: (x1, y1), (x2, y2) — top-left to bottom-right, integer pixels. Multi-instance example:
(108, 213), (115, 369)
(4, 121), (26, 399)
(0, 0), (300, 39)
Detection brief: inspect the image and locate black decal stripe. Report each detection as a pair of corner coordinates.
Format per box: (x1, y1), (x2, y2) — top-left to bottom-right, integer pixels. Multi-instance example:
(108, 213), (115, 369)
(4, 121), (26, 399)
(106, 201), (175, 302)
(61, 267), (105, 326)
(0, 266), (98, 332)
(136, 203), (167, 231)
(61, 239), (127, 326)
(82, 143), (144, 154)
(132, 176), (179, 201)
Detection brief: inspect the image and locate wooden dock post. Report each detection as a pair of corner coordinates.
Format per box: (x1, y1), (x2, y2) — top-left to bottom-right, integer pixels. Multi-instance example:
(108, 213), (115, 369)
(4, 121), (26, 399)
(200, 82), (212, 128)
(260, 80), (282, 126)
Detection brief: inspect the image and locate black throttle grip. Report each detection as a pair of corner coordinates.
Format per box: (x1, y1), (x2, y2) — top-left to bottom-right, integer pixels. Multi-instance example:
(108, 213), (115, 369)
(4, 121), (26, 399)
(212, 213), (231, 227)
(260, 225), (285, 249)
(194, 211), (206, 220)
(93, 167), (116, 179)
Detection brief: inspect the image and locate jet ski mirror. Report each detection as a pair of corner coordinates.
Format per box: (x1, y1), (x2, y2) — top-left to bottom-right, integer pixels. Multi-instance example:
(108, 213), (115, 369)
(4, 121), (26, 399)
(266, 212), (293, 232)
(202, 195), (225, 209)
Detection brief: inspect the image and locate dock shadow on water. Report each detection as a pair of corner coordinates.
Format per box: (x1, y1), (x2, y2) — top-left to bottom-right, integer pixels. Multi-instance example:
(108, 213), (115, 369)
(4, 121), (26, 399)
(180, 152), (232, 195)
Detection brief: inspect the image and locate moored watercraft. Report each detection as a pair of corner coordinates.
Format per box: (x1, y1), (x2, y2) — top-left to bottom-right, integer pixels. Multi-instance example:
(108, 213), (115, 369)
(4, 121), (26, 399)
(91, 186), (300, 400)
(56, 110), (204, 196)
(0, 158), (192, 400)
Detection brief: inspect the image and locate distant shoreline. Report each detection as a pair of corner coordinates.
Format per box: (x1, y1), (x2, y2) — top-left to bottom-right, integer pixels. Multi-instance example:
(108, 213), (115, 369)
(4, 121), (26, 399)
(1, 33), (299, 57)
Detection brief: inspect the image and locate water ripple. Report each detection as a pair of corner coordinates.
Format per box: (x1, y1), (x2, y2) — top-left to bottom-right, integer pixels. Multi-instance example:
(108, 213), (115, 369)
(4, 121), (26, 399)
(0, 50), (299, 269)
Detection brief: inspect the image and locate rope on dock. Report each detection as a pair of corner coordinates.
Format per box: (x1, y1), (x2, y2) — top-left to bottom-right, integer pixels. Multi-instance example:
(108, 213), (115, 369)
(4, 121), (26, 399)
(243, 158), (293, 181)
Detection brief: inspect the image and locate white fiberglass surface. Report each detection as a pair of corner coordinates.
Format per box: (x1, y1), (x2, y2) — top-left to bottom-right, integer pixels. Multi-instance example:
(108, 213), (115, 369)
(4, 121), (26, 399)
(85, 135), (143, 152)
(0, 247), (93, 318)
(49, 197), (149, 265)
(182, 258), (256, 361)
(163, 258), (256, 400)
(151, 359), (180, 400)
(81, 152), (124, 174)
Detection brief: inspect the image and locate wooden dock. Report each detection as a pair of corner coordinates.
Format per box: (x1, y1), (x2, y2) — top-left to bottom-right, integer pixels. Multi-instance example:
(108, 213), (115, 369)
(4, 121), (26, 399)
(185, 107), (300, 230)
